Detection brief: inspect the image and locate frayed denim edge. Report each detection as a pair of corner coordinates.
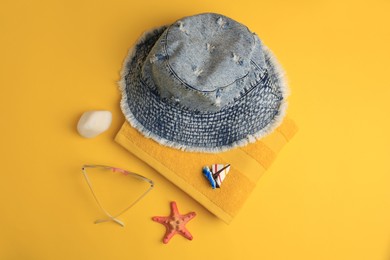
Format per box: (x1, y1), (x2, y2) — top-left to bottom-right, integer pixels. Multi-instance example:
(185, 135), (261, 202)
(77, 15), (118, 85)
(118, 28), (289, 153)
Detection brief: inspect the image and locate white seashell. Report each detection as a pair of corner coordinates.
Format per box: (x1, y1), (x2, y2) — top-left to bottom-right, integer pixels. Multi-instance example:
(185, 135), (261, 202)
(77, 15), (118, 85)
(77, 110), (112, 138)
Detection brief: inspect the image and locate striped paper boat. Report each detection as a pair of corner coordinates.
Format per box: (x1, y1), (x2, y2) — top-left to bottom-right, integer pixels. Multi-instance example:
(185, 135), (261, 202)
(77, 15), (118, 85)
(202, 164), (231, 189)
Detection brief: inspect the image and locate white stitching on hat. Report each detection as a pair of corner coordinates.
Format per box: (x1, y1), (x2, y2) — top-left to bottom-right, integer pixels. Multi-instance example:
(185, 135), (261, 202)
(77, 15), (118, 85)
(193, 67), (203, 77)
(149, 53), (166, 64)
(149, 54), (159, 64)
(215, 96), (221, 107)
(177, 21), (189, 35)
(217, 17), (225, 27)
(215, 88), (222, 107)
(170, 96), (180, 103)
(206, 43), (215, 52)
(232, 52), (243, 65)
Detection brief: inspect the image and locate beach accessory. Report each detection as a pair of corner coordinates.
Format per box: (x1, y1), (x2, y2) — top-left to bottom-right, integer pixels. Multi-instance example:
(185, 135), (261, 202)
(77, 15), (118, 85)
(81, 165), (154, 226)
(202, 164), (231, 189)
(152, 201), (196, 244)
(119, 13), (288, 153)
(77, 111), (112, 138)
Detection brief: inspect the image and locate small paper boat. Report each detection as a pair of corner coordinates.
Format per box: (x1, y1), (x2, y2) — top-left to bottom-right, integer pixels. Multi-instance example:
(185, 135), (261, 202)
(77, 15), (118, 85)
(202, 164), (231, 189)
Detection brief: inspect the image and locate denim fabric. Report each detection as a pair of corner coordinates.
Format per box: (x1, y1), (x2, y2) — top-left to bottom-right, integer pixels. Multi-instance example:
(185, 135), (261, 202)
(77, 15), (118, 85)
(120, 13), (287, 152)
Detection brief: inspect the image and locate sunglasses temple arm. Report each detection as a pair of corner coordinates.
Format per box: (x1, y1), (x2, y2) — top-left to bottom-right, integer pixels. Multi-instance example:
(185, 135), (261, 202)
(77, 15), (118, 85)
(93, 185), (153, 227)
(111, 184), (154, 220)
(82, 170), (125, 227)
(94, 217), (124, 227)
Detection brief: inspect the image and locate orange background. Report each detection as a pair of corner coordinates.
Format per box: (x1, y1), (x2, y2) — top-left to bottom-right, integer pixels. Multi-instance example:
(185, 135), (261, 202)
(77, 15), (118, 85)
(1, 0), (389, 259)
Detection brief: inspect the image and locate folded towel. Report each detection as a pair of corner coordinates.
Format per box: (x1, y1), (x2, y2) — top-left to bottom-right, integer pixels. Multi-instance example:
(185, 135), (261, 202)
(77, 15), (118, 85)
(115, 117), (297, 224)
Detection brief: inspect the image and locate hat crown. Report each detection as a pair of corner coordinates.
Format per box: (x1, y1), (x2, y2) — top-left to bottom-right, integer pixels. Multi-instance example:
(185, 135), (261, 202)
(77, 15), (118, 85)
(142, 13), (265, 112)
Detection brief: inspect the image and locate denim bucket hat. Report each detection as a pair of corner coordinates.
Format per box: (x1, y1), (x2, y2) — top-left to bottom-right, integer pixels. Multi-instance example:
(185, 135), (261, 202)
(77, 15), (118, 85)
(119, 13), (288, 153)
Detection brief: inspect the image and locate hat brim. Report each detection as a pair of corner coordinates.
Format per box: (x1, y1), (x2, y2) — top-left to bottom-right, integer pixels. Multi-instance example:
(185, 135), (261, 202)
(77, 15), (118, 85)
(119, 26), (288, 153)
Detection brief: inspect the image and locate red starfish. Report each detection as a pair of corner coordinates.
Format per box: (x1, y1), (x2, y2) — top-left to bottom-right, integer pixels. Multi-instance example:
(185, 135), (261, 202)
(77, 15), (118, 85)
(152, 201), (196, 244)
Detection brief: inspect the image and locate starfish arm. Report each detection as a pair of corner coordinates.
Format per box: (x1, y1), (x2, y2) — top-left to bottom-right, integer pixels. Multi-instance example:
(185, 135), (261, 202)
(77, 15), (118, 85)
(182, 212), (197, 224)
(152, 216), (168, 224)
(178, 228), (193, 240)
(170, 201), (179, 216)
(163, 229), (177, 244)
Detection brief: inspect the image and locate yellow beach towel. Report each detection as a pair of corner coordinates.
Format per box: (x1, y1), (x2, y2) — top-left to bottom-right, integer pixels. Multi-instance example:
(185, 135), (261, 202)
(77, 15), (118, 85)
(115, 117), (297, 224)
